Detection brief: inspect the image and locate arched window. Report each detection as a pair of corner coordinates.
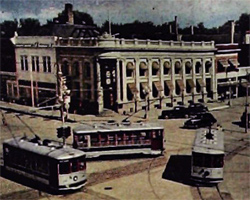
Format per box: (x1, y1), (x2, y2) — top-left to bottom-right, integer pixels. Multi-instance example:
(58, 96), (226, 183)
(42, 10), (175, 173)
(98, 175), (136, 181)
(84, 62), (91, 78)
(195, 62), (202, 74)
(175, 61), (181, 74)
(186, 80), (192, 93)
(139, 62), (148, 76)
(196, 79), (201, 93)
(152, 82), (158, 98)
(205, 61), (212, 73)
(175, 80), (181, 95)
(164, 81), (170, 96)
(126, 62), (135, 77)
(163, 61), (171, 75)
(152, 61), (160, 76)
(62, 60), (69, 75)
(185, 61), (192, 74)
(127, 84), (133, 100)
(72, 61), (79, 76)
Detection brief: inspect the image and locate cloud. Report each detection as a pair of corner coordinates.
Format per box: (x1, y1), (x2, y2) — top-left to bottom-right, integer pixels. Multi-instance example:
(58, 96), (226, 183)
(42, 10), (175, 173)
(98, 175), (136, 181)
(0, 11), (13, 22)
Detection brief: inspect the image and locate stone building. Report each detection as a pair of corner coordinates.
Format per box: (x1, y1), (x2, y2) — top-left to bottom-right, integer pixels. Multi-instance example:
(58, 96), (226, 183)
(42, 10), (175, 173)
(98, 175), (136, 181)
(6, 4), (248, 114)
(54, 33), (217, 114)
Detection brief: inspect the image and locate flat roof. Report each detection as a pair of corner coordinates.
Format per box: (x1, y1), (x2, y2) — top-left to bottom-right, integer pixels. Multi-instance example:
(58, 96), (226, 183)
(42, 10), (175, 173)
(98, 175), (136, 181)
(73, 122), (164, 134)
(4, 137), (85, 160)
(192, 128), (224, 154)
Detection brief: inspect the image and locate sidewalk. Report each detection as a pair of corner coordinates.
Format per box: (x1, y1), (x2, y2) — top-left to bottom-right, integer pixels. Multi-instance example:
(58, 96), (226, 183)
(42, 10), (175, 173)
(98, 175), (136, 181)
(0, 98), (245, 124)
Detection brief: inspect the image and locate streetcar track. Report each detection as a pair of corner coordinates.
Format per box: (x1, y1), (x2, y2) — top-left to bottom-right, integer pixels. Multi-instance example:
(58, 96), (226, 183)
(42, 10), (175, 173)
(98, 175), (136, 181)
(87, 156), (166, 187)
(196, 185), (224, 200)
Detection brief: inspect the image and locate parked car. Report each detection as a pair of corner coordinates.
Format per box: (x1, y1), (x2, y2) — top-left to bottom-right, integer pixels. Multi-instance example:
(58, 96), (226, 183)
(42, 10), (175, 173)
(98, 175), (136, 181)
(159, 105), (189, 119)
(240, 111), (250, 127)
(183, 113), (217, 129)
(187, 103), (209, 117)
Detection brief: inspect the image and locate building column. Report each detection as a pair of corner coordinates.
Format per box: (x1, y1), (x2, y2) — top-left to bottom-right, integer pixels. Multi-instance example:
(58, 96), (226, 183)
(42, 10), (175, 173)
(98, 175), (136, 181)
(182, 60), (186, 96)
(116, 59), (121, 103)
(90, 61), (95, 101)
(159, 58), (165, 98)
(202, 59), (207, 102)
(96, 58), (103, 113)
(148, 58), (153, 99)
(122, 59), (127, 102)
(135, 58), (140, 100)
(79, 60), (83, 99)
(171, 59), (176, 96)
(211, 57), (218, 100)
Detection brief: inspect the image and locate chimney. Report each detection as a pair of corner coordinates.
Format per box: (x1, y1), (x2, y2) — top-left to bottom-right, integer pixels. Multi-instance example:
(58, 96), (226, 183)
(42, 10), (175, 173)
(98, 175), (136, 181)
(65, 3), (74, 24)
(230, 20), (235, 44)
(175, 16), (178, 34)
(190, 25), (194, 35)
(168, 22), (172, 34)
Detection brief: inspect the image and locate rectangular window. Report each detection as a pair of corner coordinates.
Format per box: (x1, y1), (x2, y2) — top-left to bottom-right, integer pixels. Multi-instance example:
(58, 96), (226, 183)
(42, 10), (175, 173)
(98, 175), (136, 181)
(20, 55), (28, 71)
(32, 56), (39, 72)
(42, 56), (51, 73)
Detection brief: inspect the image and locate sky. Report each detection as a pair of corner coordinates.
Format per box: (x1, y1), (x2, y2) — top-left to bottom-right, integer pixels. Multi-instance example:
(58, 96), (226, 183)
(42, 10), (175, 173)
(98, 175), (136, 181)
(1, 0), (250, 28)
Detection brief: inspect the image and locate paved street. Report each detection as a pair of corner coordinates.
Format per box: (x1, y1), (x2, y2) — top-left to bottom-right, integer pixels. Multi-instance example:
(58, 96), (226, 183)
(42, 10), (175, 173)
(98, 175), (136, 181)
(0, 98), (249, 200)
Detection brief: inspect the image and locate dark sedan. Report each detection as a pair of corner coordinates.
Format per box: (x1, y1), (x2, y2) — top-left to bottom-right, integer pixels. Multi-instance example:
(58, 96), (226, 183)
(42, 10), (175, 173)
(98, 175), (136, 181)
(187, 103), (209, 117)
(159, 106), (189, 119)
(183, 113), (217, 129)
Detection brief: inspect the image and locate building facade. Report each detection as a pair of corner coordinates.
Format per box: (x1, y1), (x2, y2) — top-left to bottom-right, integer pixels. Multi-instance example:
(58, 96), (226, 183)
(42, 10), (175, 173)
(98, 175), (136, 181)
(9, 33), (248, 114)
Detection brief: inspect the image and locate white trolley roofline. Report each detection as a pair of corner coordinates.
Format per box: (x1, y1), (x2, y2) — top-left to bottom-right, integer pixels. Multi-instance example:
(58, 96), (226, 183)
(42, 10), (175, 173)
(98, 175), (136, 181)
(192, 128), (224, 154)
(4, 137), (86, 160)
(73, 122), (164, 135)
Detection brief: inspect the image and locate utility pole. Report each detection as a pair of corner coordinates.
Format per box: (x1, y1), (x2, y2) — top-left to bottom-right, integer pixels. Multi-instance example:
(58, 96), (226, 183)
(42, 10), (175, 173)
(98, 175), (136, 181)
(57, 66), (71, 145)
(245, 84), (248, 133)
(245, 70), (250, 133)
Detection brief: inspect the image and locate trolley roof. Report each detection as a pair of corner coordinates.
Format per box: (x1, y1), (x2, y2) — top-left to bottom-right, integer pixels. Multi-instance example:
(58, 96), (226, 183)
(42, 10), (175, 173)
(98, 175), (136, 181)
(3, 137), (86, 160)
(73, 122), (164, 134)
(192, 128), (224, 154)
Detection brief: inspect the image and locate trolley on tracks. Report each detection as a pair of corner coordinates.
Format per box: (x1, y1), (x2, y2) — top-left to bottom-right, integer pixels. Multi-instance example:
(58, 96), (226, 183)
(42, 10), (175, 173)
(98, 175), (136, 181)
(73, 121), (165, 158)
(2, 136), (87, 191)
(191, 128), (224, 184)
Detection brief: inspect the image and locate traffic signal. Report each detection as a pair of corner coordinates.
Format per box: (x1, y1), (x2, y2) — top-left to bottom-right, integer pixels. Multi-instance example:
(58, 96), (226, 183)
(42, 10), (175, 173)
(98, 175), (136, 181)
(57, 126), (71, 139)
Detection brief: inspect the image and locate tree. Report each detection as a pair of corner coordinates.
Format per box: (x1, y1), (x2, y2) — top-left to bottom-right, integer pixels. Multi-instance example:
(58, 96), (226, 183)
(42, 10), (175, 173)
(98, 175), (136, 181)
(236, 13), (250, 42)
(18, 18), (41, 36)
(0, 20), (18, 38)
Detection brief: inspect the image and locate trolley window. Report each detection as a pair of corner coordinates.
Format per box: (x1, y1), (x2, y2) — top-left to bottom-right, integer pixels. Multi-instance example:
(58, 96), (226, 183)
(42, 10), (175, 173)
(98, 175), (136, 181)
(193, 152), (224, 168)
(59, 161), (70, 174)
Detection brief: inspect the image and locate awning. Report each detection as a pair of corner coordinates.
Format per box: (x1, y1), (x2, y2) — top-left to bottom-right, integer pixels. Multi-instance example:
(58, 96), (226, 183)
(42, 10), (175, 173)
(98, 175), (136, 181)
(187, 79), (195, 88)
(140, 62), (148, 70)
(152, 62), (160, 70)
(140, 82), (151, 93)
(197, 79), (205, 87)
(127, 62), (135, 70)
(218, 60), (229, 67)
(176, 80), (184, 90)
(153, 81), (163, 91)
(229, 59), (239, 67)
(165, 80), (174, 91)
(128, 83), (138, 93)
(164, 61), (171, 69)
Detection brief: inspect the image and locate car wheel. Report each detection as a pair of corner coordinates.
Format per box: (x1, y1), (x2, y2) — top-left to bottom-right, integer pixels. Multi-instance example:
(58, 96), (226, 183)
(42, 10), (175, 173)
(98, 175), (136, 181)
(165, 115), (169, 119)
(184, 114), (189, 118)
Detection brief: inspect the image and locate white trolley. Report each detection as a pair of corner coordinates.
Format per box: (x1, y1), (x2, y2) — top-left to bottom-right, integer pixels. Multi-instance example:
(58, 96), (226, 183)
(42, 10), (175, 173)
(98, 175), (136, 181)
(191, 128), (224, 184)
